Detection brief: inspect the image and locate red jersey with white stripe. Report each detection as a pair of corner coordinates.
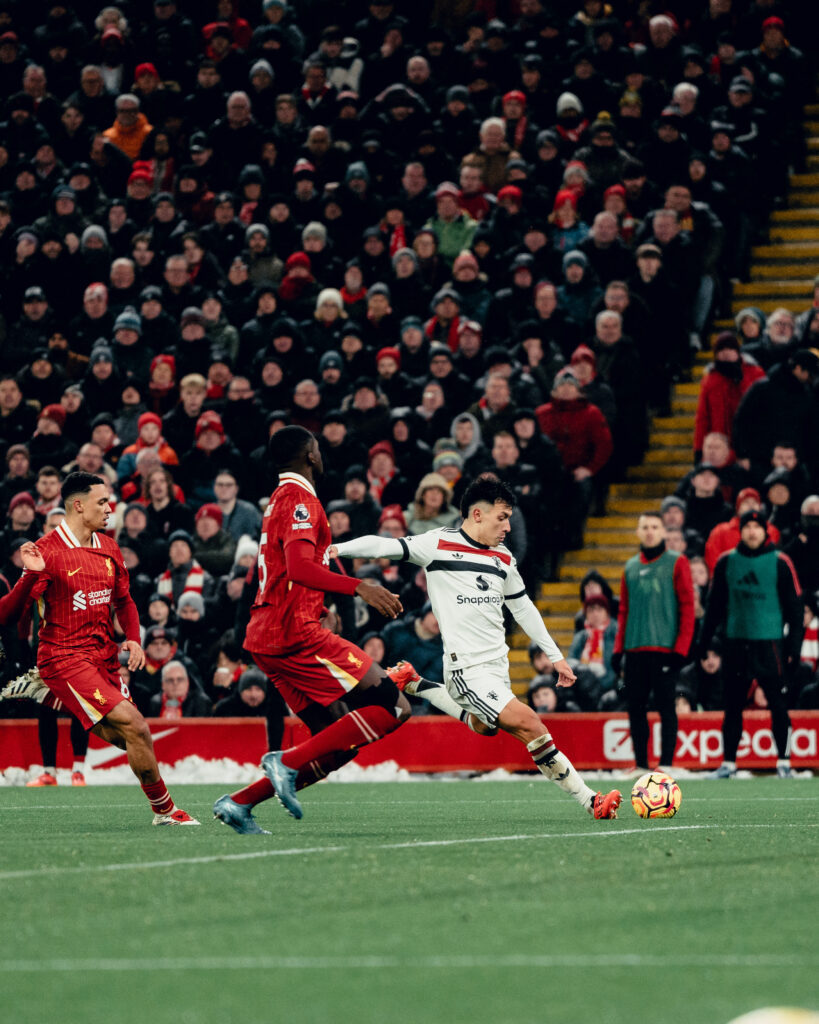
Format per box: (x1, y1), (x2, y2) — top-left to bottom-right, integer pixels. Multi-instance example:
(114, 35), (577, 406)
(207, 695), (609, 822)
(26, 521), (133, 655)
(245, 472), (331, 655)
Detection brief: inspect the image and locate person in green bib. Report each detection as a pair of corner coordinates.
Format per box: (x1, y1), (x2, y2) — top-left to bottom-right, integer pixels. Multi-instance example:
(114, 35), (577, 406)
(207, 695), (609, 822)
(613, 512), (696, 772)
(700, 509), (804, 778)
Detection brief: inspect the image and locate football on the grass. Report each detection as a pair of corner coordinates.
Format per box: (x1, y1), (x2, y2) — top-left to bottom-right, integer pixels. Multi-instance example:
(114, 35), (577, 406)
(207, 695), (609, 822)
(631, 771), (682, 819)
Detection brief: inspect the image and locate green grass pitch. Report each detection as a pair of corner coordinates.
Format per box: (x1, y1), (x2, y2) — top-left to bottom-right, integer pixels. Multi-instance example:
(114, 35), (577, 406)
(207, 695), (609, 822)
(2, 776), (818, 1024)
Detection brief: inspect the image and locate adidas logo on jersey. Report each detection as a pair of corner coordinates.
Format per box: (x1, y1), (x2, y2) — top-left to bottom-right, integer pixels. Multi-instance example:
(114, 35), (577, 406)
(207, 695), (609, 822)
(737, 570), (760, 587)
(72, 590), (87, 611)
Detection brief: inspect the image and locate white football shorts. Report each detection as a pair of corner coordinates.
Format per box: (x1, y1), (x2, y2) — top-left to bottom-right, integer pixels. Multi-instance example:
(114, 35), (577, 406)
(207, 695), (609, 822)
(444, 654), (516, 726)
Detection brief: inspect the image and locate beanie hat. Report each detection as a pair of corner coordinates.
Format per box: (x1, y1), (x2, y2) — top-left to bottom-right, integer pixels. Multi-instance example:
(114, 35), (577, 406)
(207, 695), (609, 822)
(734, 307), (765, 331)
(176, 591), (205, 616)
(234, 534), (259, 564)
(497, 184), (523, 203)
(368, 440), (395, 463)
(392, 246), (417, 269)
(714, 330), (740, 353)
(553, 368), (580, 390)
(377, 504), (408, 532)
(660, 495), (686, 514)
(452, 250), (479, 275)
(138, 411), (162, 433)
(556, 91), (583, 116)
(195, 410), (224, 439)
(319, 350), (343, 372)
(285, 251), (311, 273)
(376, 346), (401, 367)
(316, 287), (344, 312)
(196, 503), (223, 527)
(39, 404), (66, 428)
(735, 487), (761, 512)
(563, 249), (588, 270)
(432, 449), (464, 472)
(168, 529), (194, 550)
(8, 492), (36, 514)
(302, 221), (327, 242)
(583, 594), (610, 612)
(739, 508), (768, 532)
(250, 58), (274, 79)
(90, 346), (114, 366)
(238, 666), (268, 695)
(245, 222), (269, 242)
(570, 344), (596, 367)
(181, 306), (206, 327)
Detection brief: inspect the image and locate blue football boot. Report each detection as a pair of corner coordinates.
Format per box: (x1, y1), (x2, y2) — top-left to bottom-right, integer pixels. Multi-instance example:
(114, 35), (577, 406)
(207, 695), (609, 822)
(213, 794), (270, 834)
(260, 751), (303, 819)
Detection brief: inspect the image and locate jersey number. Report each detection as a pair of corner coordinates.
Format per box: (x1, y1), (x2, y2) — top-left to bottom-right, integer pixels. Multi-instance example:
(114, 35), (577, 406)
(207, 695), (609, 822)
(258, 532), (268, 593)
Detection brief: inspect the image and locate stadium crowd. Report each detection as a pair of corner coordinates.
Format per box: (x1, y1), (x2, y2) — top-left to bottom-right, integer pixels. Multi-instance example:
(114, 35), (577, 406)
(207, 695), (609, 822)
(1, 0), (819, 736)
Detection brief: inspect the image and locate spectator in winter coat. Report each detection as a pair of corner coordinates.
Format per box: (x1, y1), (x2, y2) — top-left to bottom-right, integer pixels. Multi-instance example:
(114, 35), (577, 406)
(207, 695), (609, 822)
(117, 412), (179, 481)
(192, 502), (237, 578)
(102, 94), (153, 161)
(150, 660), (212, 718)
(422, 182), (477, 266)
(705, 487), (781, 572)
(732, 350), (819, 484)
(694, 331), (766, 458)
(403, 472), (459, 535)
(177, 410), (245, 508)
(212, 665), (287, 749)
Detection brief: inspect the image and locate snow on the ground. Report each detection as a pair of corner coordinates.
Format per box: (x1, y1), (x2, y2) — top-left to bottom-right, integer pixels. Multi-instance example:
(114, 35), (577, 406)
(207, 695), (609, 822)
(0, 760), (811, 787)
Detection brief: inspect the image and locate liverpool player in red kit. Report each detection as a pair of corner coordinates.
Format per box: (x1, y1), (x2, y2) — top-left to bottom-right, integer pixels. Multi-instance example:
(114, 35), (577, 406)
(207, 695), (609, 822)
(0, 473), (198, 825)
(214, 426), (419, 833)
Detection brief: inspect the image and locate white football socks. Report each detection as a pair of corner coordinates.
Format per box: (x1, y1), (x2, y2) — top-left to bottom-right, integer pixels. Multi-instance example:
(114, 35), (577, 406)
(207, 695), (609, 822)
(527, 733), (596, 809)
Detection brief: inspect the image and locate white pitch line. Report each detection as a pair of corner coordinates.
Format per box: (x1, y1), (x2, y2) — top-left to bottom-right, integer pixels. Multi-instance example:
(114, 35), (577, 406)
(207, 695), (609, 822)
(0, 824), (719, 880)
(0, 952), (815, 974)
(1, 821), (817, 881)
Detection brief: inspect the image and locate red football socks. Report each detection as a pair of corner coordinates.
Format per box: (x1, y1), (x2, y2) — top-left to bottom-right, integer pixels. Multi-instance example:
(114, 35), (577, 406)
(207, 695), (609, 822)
(142, 778), (174, 815)
(231, 749), (360, 807)
(281, 706), (399, 773)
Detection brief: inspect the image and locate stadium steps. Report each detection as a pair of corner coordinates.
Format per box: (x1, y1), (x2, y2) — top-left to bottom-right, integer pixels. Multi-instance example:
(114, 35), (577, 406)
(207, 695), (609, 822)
(509, 110), (819, 693)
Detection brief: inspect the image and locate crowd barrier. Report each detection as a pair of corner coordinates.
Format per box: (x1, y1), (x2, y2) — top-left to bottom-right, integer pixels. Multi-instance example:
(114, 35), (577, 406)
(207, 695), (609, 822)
(2, 712), (818, 773)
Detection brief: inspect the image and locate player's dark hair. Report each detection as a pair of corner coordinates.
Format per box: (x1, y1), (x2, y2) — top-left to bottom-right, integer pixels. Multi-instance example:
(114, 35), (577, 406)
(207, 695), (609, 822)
(460, 476), (517, 518)
(638, 510), (663, 523)
(269, 424), (315, 470)
(61, 471), (106, 504)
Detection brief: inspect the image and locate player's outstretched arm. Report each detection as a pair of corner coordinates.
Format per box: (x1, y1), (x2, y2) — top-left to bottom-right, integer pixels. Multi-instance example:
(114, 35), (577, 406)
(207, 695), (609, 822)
(505, 594), (575, 687)
(329, 536), (405, 562)
(286, 540), (402, 618)
(0, 544), (46, 626)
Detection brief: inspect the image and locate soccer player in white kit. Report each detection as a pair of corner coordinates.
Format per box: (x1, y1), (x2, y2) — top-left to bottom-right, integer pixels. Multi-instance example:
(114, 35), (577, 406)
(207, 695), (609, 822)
(329, 476), (621, 819)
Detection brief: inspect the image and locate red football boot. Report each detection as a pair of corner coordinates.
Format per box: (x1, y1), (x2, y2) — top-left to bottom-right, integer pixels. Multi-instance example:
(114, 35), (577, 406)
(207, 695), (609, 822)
(592, 790), (622, 819)
(385, 661), (421, 693)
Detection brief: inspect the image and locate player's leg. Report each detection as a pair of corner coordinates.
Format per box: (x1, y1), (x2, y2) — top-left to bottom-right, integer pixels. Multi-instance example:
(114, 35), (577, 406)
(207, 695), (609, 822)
(262, 664), (410, 818)
(26, 704), (59, 786)
(497, 698), (620, 816)
(99, 699), (199, 824)
(755, 641), (793, 776)
(449, 661), (620, 818)
(385, 661), (492, 733)
(622, 651), (653, 771)
(219, 700), (360, 832)
(69, 715), (89, 785)
(711, 641), (746, 778)
(653, 652), (679, 770)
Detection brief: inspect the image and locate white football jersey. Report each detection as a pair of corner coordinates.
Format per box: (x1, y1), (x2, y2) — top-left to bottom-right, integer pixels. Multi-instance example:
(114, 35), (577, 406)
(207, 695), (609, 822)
(397, 527), (528, 670)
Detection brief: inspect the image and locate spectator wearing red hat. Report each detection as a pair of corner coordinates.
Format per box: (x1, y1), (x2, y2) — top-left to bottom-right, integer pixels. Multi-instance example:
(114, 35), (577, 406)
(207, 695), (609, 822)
(192, 501), (237, 577)
(147, 353), (178, 415)
(0, 491), (40, 560)
(277, 251), (318, 319)
(549, 187), (589, 253)
(704, 487), (781, 572)
(28, 404), (77, 473)
(500, 89), (536, 155)
(375, 346), (411, 407)
(693, 331), (766, 458)
(103, 94), (153, 161)
(118, 411), (179, 481)
(491, 185), (527, 252)
(422, 183), (477, 266)
(377, 503), (408, 538)
(535, 369), (613, 548)
(178, 410), (244, 508)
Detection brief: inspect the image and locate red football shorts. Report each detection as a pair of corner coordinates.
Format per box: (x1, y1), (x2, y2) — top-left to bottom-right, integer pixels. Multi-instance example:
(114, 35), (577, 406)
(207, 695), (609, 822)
(251, 630), (373, 714)
(39, 649), (131, 731)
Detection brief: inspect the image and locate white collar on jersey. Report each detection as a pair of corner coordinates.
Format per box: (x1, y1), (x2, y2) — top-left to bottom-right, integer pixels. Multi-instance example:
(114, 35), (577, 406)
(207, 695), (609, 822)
(56, 521), (101, 549)
(278, 471), (317, 498)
